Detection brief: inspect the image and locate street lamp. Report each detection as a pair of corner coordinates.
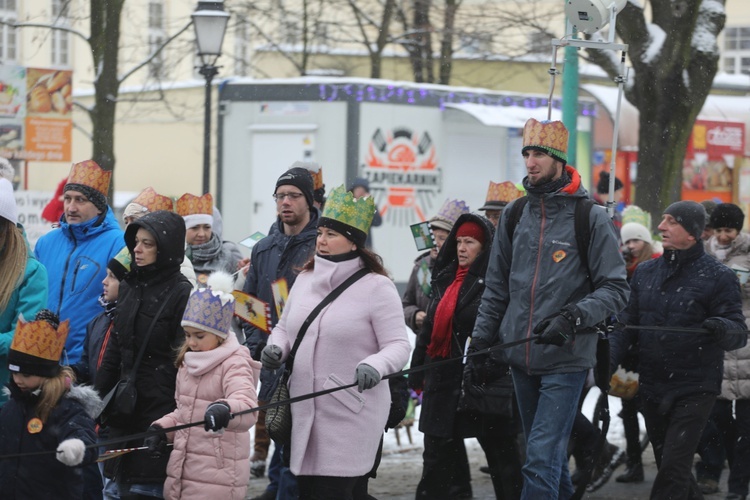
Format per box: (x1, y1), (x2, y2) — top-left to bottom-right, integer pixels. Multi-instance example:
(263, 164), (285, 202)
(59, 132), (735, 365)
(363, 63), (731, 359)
(192, 0), (230, 195)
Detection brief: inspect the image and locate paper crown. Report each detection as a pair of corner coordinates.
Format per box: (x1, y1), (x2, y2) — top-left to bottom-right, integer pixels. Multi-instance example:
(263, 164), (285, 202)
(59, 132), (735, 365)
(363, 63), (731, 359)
(108, 245), (132, 280)
(302, 163), (324, 190)
(9, 313), (70, 377)
(320, 185), (376, 245)
(133, 187), (174, 213)
(181, 272), (235, 339)
(480, 181), (525, 210)
(522, 118), (569, 164)
(67, 160), (112, 197)
(176, 193), (213, 229)
(622, 205), (652, 231)
(430, 199), (470, 232)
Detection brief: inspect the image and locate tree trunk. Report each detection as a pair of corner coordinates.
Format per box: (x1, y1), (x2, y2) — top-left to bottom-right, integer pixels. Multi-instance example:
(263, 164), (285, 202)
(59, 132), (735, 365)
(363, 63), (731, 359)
(438, 0), (457, 85)
(411, 0), (432, 83)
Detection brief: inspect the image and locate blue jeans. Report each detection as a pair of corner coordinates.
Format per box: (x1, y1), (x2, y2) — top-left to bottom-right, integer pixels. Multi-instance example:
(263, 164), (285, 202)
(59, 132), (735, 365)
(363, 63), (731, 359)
(511, 367), (587, 500)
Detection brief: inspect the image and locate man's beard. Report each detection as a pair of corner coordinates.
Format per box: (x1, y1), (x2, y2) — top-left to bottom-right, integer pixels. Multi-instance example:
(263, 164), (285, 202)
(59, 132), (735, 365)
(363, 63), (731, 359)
(529, 168), (558, 186)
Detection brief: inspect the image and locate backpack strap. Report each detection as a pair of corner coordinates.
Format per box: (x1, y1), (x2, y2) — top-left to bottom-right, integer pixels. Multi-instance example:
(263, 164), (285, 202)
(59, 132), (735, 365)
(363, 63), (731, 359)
(505, 196), (528, 242)
(574, 197), (595, 292)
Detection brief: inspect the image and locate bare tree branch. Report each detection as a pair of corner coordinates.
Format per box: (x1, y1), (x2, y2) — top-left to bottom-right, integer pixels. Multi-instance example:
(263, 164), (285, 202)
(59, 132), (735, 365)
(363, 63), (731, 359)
(118, 21), (193, 84)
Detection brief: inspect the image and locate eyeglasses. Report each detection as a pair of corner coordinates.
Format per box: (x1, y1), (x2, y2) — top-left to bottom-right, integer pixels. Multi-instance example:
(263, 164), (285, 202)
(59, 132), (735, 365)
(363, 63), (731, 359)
(273, 192), (304, 201)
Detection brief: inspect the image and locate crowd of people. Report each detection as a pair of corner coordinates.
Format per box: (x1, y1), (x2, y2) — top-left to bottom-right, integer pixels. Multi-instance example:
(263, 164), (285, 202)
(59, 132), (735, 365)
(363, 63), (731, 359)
(0, 115), (746, 500)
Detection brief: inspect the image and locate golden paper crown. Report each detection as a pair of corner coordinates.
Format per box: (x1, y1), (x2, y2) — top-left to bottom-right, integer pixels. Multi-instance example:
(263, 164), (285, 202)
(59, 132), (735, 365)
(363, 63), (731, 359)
(522, 118), (569, 163)
(310, 167), (324, 191)
(67, 160), (112, 197)
(175, 193), (213, 217)
(133, 187), (174, 213)
(321, 185), (376, 239)
(484, 181), (524, 206)
(11, 317), (70, 362)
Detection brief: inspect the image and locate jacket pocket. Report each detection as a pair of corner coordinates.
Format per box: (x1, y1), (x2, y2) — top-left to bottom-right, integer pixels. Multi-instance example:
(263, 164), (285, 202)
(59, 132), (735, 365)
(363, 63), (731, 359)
(323, 373), (365, 414)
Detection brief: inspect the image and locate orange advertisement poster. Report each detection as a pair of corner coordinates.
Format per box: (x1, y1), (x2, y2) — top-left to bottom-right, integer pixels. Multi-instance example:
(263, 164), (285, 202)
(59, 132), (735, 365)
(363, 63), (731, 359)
(24, 117), (72, 162)
(26, 68), (72, 117)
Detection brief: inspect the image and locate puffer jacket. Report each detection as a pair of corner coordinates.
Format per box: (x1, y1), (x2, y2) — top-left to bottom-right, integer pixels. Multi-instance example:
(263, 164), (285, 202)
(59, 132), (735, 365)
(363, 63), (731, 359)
(401, 251), (433, 332)
(34, 208), (124, 365)
(154, 334), (260, 500)
(412, 213), (514, 438)
(243, 210), (318, 401)
(472, 166), (629, 375)
(611, 242), (747, 401)
(95, 210), (192, 483)
(705, 231), (750, 400)
(0, 382), (101, 500)
(0, 226), (48, 405)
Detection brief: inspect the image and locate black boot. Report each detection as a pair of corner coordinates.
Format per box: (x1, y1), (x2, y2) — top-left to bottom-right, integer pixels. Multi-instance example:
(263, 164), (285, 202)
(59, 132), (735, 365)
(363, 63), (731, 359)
(616, 461), (644, 483)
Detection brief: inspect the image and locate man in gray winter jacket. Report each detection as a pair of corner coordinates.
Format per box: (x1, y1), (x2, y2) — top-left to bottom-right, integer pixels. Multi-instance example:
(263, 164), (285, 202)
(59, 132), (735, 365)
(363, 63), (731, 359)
(469, 118), (629, 499)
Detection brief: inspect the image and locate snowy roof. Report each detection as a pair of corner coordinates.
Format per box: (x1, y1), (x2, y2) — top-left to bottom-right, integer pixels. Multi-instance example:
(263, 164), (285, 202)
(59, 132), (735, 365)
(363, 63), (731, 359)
(443, 102), (562, 128)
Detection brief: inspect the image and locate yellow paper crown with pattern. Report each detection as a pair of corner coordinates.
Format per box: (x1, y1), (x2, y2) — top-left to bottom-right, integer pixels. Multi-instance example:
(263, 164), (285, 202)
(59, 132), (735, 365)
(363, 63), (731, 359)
(320, 185), (376, 246)
(175, 193), (213, 217)
(307, 164), (324, 191)
(67, 160), (111, 197)
(133, 187), (174, 213)
(522, 118), (569, 164)
(480, 181), (525, 209)
(9, 313), (70, 377)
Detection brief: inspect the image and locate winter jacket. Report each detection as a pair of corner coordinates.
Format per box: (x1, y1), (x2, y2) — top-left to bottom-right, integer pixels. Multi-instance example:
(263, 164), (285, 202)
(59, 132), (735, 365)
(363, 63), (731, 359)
(72, 302), (115, 386)
(401, 251), (433, 332)
(610, 242), (747, 401)
(0, 382), (101, 500)
(269, 255), (411, 477)
(472, 166), (630, 375)
(95, 210), (192, 483)
(154, 334), (260, 500)
(34, 208), (124, 365)
(243, 210), (318, 401)
(411, 213), (514, 438)
(0, 227), (48, 405)
(186, 233), (243, 284)
(705, 232), (750, 400)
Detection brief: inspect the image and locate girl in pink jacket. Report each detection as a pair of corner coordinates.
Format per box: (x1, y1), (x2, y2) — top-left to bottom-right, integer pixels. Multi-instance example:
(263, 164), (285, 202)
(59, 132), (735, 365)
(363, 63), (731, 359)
(146, 272), (260, 500)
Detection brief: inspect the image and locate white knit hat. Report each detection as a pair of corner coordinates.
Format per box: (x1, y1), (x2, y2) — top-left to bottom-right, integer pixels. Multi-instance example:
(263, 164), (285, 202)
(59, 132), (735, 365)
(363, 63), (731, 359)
(620, 222), (652, 245)
(0, 178), (18, 225)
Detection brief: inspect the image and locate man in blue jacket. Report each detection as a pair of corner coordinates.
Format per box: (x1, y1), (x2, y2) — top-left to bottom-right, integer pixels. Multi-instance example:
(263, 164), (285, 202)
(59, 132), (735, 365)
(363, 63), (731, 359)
(610, 200), (746, 499)
(34, 160), (124, 365)
(469, 118), (629, 498)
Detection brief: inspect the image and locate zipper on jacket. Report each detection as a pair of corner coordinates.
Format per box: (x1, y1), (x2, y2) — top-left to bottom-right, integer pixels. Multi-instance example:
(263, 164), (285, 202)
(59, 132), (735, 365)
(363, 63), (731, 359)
(526, 201), (546, 370)
(70, 260), (81, 293)
(97, 322), (114, 370)
(56, 235), (78, 316)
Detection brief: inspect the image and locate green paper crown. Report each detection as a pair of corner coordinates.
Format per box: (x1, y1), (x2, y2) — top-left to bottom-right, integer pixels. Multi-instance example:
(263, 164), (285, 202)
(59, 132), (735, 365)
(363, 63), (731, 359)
(322, 185), (376, 235)
(113, 245), (132, 272)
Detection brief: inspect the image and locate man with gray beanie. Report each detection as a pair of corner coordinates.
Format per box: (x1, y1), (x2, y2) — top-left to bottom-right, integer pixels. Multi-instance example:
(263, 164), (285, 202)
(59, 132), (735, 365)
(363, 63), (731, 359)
(242, 165), (318, 499)
(610, 200), (747, 499)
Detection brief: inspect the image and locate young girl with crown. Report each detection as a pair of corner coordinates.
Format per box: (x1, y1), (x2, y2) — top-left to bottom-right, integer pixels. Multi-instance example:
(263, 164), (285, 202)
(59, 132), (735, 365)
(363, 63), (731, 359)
(145, 272), (260, 500)
(0, 310), (102, 499)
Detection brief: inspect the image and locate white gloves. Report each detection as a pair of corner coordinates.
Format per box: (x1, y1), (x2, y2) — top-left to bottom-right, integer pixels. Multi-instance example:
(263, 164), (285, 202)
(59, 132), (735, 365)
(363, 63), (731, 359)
(261, 344), (284, 370)
(355, 363), (381, 393)
(56, 438), (86, 466)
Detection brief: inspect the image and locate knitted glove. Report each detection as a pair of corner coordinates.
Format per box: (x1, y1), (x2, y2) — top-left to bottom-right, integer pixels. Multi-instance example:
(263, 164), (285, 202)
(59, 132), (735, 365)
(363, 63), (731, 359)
(261, 344), (283, 370)
(702, 318), (728, 342)
(144, 425), (168, 458)
(534, 305), (581, 346)
(56, 438), (86, 466)
(355, 363), (381, 393)
(204, 402), (232, 432)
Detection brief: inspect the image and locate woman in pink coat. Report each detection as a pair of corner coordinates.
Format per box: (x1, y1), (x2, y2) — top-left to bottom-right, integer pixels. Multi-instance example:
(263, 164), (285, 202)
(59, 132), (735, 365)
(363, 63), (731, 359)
(262, 185), (411, 499)
(147, 272), (260, 500)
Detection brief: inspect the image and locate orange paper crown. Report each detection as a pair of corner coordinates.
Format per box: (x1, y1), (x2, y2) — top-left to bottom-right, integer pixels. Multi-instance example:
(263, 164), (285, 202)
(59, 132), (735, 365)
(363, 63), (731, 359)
(175, 193), (213, 217)
(67, 160), (112, 197)
(11, 317), (69, 362)
(484, 181), (524, 206)
(133, 187), (174, 212)
(522, 118), (569, 163)
(309, 166), (324, 191)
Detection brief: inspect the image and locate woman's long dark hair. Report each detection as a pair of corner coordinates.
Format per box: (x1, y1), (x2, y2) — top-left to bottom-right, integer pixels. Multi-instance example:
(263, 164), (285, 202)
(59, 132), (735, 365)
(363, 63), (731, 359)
(301, 246), (389, 277)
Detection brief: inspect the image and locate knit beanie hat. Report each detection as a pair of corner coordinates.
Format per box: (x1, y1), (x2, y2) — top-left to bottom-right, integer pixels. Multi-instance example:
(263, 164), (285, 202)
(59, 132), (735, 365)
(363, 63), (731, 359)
(276, 167), (315, 210)
(709, 203), (745, 231)
(663, 201), (707, 241)
(597, 171), (623, 195)
(9, 310), (69, 378)
(0, 178), (18, 225)
(107, 246), (132, 281)
(64, 160), (111, 213)
(522, 118), (568, 165)
(620, 222), (653, 245)
(181, 272), (235, 340)
(456, 220), (486, 246)
(701, 200), (718, 226)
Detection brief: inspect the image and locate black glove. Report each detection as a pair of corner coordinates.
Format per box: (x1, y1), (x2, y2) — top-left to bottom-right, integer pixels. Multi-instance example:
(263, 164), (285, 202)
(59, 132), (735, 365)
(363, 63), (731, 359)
(702, 318), (728, 342)
(534, 305), (581, 346)
(465, 336), (491, 385)
(204, 402), (232, 432)
(251, 340), (267, 362)
(144, 425), (168, 458)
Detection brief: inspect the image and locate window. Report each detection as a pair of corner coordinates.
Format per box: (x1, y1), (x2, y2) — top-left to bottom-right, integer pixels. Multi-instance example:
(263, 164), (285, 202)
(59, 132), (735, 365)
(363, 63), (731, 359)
(0, 0), (17, 62)
(723, 27), (750, 75)
(234, 21), (250, 76)
(460, 33), (493, 55)
(148, 1), (167, 78)
(529, 32), (550, 55)
(148, 1), (163, 29)
(51, 0), (70, 66)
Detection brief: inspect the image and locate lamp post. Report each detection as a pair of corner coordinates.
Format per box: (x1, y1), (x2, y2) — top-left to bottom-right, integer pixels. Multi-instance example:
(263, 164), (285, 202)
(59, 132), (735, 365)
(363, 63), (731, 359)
(192, 1), (229, 195)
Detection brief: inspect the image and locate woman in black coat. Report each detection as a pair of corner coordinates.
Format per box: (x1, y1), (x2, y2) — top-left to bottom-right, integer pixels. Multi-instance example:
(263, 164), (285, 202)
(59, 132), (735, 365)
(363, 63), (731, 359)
(95, 210), (193, 498)
(410, 212), (522, 500)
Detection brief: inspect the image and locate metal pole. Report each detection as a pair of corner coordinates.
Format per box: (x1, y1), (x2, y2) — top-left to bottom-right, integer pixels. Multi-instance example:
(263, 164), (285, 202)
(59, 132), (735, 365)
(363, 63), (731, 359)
(201, 65), (218, 194)
(562, 20), (579, 167)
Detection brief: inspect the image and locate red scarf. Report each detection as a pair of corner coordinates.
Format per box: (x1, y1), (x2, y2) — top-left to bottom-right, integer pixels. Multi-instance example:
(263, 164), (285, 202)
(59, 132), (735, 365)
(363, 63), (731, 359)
(427, 266), (469, 359)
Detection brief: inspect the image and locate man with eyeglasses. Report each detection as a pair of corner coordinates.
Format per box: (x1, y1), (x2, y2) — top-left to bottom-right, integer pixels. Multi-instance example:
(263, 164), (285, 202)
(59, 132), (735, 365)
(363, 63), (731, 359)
(243, 166), (318, 500)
